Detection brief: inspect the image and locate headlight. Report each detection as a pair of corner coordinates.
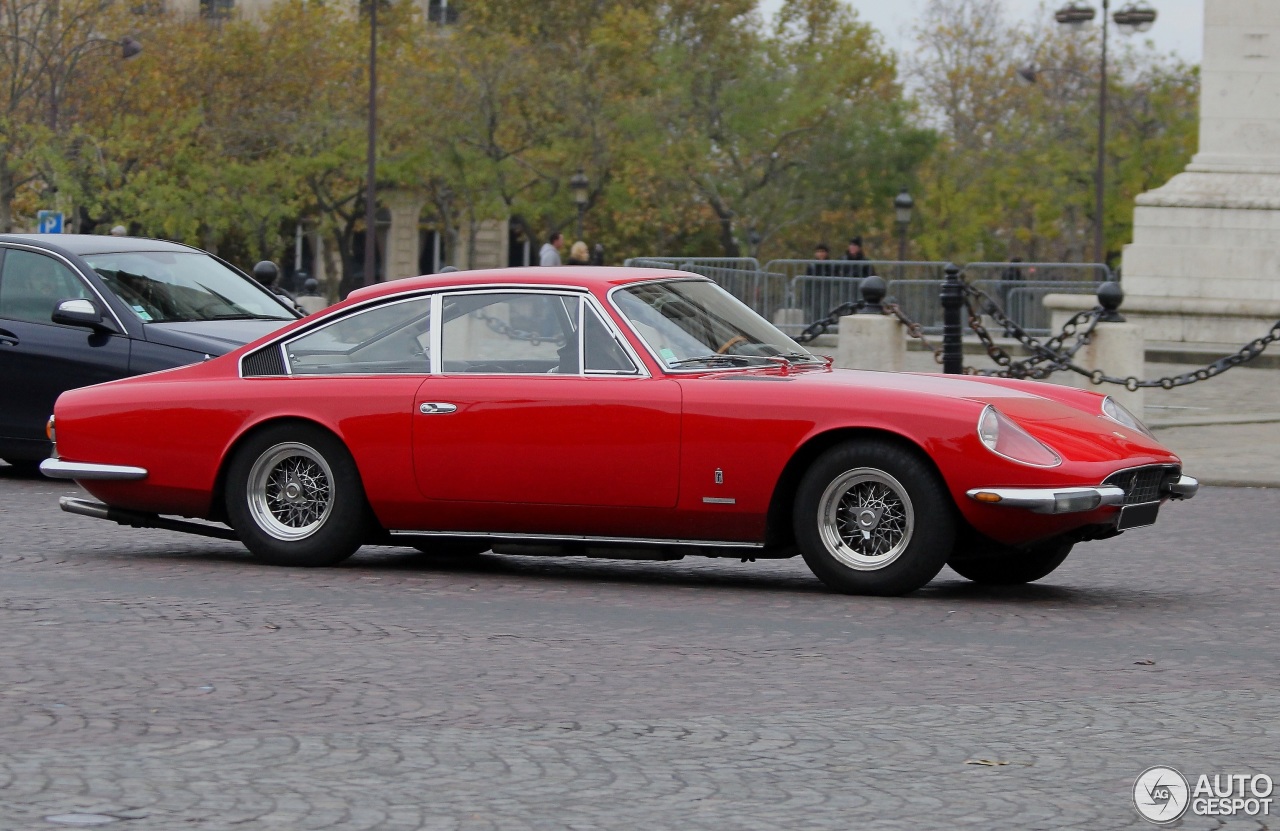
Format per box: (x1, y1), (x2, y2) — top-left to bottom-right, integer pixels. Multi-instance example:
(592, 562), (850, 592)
(977, 405), (1061, 467)
(1101, 395), (1154, 439)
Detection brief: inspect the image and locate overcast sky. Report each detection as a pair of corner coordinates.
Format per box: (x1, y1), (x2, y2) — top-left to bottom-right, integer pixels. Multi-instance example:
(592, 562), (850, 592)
(759, 0), (1204, 64)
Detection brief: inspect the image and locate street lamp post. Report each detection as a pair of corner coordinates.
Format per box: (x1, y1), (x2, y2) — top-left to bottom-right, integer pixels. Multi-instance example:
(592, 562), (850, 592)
(363, 0), (378, 287)
(570, 168), (589, 241)
(1050, 0), (1157, 264)
(894, 187), (914, 263)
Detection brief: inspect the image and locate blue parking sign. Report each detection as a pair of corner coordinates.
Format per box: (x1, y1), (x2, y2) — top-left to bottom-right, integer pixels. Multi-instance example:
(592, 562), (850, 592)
(37, 211), (64, 234)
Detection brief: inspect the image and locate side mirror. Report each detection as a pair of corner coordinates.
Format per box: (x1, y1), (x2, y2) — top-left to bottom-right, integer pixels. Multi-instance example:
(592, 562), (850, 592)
(52, 298), (113, 333)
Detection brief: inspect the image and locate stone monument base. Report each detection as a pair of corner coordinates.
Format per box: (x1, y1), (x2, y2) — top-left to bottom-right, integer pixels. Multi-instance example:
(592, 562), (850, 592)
(1046, 293), (1280, 345)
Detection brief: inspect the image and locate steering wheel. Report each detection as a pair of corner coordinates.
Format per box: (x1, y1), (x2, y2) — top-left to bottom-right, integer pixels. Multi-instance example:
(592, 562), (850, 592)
(716, 335), (749, 354)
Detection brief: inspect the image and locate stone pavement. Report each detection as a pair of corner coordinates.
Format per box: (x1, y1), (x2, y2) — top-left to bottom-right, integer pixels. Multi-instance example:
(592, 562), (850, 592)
(2, 471), (1279, 830)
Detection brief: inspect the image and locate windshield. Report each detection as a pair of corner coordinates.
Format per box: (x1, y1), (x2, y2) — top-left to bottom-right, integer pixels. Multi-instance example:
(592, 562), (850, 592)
(82, 251), (296, 323)
(613, 279), (816, 370)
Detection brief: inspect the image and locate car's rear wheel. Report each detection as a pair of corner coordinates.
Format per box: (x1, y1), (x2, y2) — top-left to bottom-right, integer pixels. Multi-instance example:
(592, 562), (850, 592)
(226, 424), (368, 567)
(948, 540), (1074, 585)
(793, 440), (954, 596)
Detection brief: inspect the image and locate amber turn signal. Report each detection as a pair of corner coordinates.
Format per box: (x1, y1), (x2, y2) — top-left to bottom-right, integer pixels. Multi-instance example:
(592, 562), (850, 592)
(972, 491), (1002, 503)
(46, 416), (56, 442)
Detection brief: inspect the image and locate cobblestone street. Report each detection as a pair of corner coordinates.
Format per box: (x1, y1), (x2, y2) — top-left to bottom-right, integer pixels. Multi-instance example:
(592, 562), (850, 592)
(2, 469), (1278, 829)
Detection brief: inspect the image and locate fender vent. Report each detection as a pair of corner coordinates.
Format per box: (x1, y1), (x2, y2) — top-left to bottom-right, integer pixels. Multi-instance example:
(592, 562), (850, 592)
(242, 345), (286, 377)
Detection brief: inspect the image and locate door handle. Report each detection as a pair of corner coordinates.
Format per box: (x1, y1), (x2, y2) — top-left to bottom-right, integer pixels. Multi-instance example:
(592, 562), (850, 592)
(419, 402), (458, 414)
(0, 330), (17, 347)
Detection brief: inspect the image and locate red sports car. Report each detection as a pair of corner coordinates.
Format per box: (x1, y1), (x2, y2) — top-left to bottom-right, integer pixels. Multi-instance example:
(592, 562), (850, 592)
(40, 267), (1197, 595)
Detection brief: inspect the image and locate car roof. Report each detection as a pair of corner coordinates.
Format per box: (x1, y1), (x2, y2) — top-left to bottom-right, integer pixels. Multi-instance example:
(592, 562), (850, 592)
(0, 234), (202, 256)
(346, 266), (701, 303)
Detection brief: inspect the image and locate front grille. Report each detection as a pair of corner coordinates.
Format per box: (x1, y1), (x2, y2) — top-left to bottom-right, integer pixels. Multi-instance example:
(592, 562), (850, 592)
(242, 345), (286, 377)
(1103, 465), (1177, 505)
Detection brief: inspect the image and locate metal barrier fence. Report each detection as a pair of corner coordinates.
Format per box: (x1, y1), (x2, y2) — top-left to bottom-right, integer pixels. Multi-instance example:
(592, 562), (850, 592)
(626, 257), (1113, 338)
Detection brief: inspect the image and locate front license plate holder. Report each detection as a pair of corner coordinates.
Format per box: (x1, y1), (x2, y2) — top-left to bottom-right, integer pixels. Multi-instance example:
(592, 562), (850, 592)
(1117, 502), (1160, 530)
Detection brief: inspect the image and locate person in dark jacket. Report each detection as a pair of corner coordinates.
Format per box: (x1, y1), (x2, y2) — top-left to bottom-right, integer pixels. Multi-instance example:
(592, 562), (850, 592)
(842, 236), (870, 279)
(805, 243), (834, 277)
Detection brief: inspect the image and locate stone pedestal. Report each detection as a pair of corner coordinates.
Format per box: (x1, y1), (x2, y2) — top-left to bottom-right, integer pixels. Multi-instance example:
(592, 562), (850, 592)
(1120, 0), (1280, 344)
(836, 314), (905, 372)
(1046, 295), (1146, 413)
(384, 189), (426, 281)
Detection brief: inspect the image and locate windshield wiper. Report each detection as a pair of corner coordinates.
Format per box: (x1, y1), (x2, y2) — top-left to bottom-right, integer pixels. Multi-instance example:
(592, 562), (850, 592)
(777, 351), (826, 364)
(667, 355), (758, 368)
(208, 313), (290, 321)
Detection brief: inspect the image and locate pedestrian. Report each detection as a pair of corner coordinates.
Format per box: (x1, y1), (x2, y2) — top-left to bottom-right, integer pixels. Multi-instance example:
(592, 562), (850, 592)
(109, 225), (127, 237)
(805, 243), (833, 277)
(568, 240), (590, 266)
(295, 275), (328, 315)
(590, 243), (605, 266)
(842, 236), (870, 279)
(539, 232), (564, 267)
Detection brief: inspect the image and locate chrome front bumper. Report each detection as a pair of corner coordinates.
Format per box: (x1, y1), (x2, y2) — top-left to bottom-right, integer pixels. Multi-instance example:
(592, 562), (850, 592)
(966, 474), (1199, 515)
(40, 458), (148, 481)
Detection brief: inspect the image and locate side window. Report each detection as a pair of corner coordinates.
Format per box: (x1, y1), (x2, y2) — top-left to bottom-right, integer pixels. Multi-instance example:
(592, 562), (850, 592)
(286, 296), (431, 375)
(441, 292), (580, 374)
(0, 250), (92, 325)
(584, 305), (637, 374)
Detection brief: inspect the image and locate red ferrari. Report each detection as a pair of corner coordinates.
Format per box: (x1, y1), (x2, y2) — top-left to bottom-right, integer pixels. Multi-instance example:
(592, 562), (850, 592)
(41, 267), (1197, 595)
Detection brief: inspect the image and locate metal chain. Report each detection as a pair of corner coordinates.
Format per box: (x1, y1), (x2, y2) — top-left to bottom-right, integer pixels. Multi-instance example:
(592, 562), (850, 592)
(794, 301), (865, 343)
(792, 279), (1280, 388)
(882, 302), (945, 364)
(471, 309), (566, 347)
(960, 283), (1102, 379)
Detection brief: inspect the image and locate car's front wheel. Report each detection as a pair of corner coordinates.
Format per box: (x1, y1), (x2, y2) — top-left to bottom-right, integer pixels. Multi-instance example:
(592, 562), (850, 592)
(793, 440), (955, 596)
(226, 424), (368, 567)
(948, 540), (1074, 585)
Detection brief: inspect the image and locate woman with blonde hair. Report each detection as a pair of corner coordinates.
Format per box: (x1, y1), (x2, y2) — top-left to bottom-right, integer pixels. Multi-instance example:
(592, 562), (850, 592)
(568, 240), (590, 265)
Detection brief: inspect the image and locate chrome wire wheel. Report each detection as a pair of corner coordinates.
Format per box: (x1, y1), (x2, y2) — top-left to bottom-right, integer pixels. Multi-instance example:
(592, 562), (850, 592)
(817, 467), (915, 571)
(246, 442), (336, 542)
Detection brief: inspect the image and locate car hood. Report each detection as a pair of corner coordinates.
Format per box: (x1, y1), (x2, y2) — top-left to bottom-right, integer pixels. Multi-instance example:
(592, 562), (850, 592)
(144, 319), (294, 357)
(708, 366), (1175, 463)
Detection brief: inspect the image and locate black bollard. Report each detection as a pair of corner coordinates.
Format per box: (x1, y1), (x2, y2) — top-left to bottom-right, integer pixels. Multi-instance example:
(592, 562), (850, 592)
(858, 274), (886, 314)
(941, 263), (963, 374)
(1096, 280), (1126, 323)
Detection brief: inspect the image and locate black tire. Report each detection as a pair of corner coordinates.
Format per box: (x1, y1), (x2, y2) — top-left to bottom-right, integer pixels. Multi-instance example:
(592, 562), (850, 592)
(948, 540), (1073, 585)
(225, 424), (368, 567)
(411, 539), (491, 557)
(793, 440), (955, 596)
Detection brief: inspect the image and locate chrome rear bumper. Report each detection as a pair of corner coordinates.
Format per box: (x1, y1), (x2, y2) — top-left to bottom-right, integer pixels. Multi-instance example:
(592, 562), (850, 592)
(40, 458), (148, 481)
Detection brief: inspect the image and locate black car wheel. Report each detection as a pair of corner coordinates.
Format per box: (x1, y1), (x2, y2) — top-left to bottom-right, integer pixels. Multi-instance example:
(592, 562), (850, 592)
(948, 540), (1074, 585)
(226, 424), (368, 567)
(793, 440), (954, 596)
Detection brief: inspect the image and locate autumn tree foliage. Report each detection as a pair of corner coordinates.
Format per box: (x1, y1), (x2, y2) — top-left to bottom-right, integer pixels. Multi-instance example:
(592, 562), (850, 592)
(1, 0), (1196, 281)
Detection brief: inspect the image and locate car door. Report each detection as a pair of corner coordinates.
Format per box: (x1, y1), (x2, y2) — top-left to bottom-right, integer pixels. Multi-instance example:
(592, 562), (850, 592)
(413, 289), (681, 508)
(0, 247), (131, 453)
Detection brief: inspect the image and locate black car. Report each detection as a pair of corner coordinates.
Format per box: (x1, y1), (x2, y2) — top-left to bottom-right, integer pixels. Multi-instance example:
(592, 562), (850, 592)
(0, 235), (300, 472)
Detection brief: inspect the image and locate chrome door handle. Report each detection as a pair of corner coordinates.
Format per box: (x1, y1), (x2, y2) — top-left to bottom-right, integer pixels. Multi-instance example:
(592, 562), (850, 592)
(419, 402), (458, 414)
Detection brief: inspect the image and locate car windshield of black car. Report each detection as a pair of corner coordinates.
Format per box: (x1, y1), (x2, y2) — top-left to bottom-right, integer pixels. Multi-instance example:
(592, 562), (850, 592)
(83, 251), (295, 323)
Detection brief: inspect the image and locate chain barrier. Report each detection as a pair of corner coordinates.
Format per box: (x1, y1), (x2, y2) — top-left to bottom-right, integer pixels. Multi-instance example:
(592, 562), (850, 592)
(792, 278), (1280, 388)
(471, 309), (566, 347)
(794, 301), (866, 343)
